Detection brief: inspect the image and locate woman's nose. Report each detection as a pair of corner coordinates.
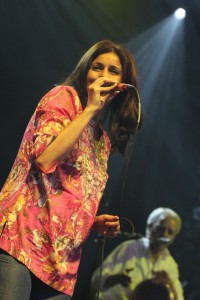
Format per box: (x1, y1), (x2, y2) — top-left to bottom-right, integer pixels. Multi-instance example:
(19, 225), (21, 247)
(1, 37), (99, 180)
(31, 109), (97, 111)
(99, 68), (109, 77)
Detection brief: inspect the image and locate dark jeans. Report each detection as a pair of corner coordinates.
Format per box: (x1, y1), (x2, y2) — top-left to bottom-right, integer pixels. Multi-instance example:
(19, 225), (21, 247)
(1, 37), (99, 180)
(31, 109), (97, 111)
(0, 249), (71, 300)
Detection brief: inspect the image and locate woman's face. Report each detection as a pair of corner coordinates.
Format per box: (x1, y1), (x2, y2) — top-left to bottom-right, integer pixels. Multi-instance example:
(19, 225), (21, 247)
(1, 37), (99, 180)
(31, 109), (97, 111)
(86, 52), (123, 90)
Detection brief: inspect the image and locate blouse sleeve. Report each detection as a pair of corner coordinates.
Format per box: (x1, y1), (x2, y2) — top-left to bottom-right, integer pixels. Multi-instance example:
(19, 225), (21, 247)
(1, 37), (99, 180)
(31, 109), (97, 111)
(31, 85), (82, 173)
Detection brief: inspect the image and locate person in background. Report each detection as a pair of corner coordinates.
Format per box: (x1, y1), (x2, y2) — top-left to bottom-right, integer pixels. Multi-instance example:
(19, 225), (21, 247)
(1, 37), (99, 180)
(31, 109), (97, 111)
(0, 40), (141, 299)
(90, 207), (184, 300)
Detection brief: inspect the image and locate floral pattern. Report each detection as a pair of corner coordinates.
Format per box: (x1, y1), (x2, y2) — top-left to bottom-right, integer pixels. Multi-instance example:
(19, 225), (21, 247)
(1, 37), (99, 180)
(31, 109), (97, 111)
(0, 85), (111, 296)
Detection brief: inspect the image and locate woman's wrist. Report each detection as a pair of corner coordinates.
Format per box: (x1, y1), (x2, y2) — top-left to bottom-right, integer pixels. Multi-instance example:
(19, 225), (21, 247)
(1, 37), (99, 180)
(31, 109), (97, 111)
(84, 103), (100, 115)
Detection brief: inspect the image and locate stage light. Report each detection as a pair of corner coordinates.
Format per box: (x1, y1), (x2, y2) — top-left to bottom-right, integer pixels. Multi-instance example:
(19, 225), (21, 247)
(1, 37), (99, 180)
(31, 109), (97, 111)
(174, 8), (186, 19)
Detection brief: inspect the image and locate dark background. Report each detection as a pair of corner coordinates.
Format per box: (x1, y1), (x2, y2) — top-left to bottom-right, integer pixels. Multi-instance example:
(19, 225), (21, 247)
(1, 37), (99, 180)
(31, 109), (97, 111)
(0, 1), (200, 299)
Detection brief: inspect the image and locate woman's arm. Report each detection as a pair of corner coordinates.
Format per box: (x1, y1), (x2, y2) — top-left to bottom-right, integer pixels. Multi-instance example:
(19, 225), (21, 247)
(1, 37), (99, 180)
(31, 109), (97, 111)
(36, 104), (97, 172)
(36, 78), (118, 172)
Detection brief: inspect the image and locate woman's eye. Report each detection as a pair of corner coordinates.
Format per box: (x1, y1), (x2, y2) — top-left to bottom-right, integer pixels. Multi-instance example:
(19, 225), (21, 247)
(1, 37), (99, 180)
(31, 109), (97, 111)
(109, 67), (120, 75)
(92, 65), (101, 71)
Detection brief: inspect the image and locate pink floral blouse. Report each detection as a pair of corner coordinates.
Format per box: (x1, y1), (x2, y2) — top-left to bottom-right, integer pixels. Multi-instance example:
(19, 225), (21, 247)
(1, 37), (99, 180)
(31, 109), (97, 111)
(0, 85), (111, 296)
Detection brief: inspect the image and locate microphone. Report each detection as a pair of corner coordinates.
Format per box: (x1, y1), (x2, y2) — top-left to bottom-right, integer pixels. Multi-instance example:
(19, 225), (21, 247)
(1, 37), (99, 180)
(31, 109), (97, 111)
(101, 82), (136, 92)
(100, 81), (141, 124)
(117, 83), (136, 91)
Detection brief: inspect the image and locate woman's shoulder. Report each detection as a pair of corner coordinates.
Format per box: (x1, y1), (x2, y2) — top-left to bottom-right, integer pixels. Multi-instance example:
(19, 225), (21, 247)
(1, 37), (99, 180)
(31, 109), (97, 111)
(43, 85), (78, 99)
(36, 85), (81, 113)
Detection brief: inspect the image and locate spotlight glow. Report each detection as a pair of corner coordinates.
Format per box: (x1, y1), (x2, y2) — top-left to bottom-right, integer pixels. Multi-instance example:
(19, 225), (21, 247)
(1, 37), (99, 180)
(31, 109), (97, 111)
(174, 8), (186, 19)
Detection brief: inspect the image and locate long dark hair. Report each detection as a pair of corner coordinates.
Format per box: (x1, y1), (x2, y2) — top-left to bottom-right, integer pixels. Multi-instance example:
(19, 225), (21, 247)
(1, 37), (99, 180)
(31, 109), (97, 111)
(63, 40), (142, 155)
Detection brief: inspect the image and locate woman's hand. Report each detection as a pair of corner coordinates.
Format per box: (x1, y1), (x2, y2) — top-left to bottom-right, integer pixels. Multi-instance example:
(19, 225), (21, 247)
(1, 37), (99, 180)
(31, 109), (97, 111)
(92, 214), (120, 238)
(87, 77), (119, 111)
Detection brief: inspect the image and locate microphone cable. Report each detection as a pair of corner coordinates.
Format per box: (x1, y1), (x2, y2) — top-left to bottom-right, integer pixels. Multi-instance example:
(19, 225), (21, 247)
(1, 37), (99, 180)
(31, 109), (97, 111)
(94, 236), (106, 300)
(94, 84), (142, 300)
(119, 84), (141, 228)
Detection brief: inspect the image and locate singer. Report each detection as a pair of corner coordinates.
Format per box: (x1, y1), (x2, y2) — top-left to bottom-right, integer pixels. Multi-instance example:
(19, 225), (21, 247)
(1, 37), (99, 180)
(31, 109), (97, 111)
(90, 207), (184, 300)
(0, 40), (142, 299)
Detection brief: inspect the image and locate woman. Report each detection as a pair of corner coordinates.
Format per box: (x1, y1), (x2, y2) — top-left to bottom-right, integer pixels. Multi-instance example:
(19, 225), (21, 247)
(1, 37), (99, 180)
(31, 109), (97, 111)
(0, 40), (141, 299)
